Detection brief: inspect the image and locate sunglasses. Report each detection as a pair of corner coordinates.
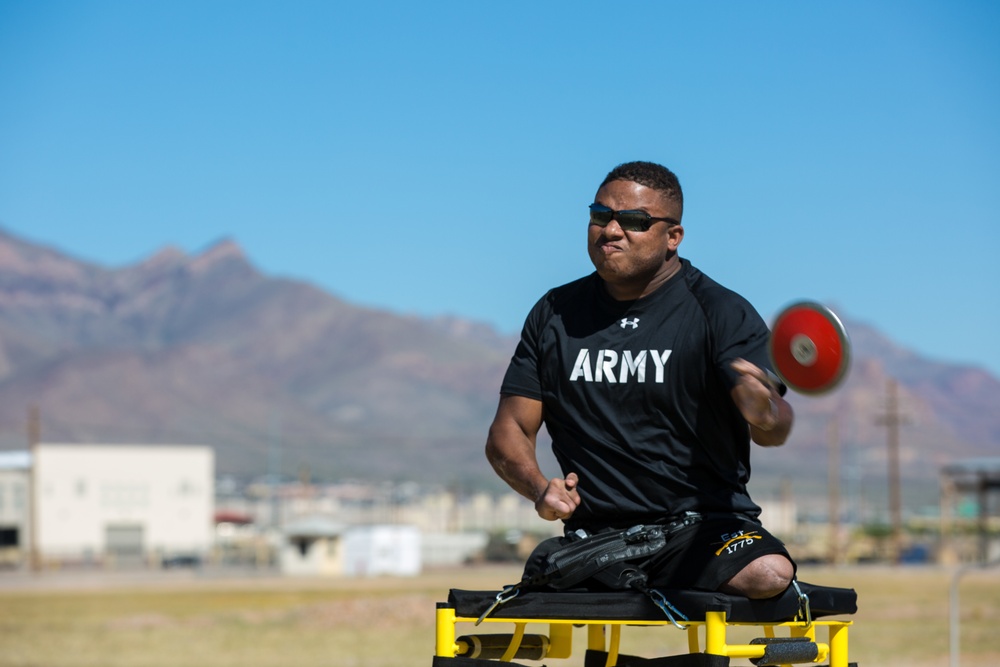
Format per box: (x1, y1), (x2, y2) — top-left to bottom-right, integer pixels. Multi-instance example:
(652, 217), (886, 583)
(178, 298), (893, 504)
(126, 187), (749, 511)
(589, 204), (680, 232)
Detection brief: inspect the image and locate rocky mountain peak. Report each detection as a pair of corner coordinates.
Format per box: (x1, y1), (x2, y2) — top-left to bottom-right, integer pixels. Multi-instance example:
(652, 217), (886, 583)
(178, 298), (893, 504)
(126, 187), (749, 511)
(189, 238), (248, 273)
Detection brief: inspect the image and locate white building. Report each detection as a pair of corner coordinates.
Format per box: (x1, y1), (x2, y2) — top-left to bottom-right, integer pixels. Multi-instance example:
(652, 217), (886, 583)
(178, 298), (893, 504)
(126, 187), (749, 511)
(342, 524), (420, 577)
(31, 444), (214, 565)
(280, 518), (421, 577)
(280, 516), (347, 576)
(0, 451), (31, 566)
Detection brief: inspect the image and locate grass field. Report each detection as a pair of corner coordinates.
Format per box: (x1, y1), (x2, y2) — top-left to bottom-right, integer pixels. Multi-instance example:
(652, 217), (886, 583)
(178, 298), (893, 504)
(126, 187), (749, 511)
(0, 563), (997, 667)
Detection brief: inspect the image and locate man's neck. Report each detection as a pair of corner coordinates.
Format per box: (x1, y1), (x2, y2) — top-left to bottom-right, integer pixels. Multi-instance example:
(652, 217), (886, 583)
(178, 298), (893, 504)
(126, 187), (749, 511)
(604, 256), (683, 301)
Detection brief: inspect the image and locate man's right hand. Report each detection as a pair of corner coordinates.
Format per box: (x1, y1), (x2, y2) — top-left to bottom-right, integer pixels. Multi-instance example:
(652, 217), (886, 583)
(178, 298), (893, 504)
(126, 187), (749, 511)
(534, 472), (581, 521)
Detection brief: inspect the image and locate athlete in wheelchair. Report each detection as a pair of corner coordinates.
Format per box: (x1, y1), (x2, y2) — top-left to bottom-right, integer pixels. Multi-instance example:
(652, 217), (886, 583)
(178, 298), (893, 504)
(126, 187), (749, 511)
(433, 162), (857, 666)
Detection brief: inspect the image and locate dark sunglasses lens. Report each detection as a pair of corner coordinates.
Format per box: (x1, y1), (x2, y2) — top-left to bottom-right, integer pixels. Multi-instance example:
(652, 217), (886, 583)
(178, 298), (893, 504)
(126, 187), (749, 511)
(589, 205), (613, 226)
(615, 211), (650, 232)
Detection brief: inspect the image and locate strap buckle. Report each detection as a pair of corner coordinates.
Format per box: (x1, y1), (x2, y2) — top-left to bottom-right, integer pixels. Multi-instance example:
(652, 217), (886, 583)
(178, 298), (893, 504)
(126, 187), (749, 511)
(791, 580), (812, 627)
(476, 584), (521, 625)
(648, 589), (689, 630)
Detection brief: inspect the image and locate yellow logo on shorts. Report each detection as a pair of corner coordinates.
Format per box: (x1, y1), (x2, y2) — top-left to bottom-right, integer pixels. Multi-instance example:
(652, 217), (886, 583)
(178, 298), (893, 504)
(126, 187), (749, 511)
(714, 531), (763, 556)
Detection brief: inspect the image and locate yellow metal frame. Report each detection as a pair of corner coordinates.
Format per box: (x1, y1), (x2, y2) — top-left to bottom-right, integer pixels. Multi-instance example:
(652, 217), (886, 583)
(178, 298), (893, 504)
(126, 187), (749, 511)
(436, 604), (853, 666)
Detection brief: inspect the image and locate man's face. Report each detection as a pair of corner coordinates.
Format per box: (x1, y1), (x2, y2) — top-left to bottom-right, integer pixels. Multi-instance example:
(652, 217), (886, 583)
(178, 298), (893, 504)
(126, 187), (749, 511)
(588, 179), (684, 296)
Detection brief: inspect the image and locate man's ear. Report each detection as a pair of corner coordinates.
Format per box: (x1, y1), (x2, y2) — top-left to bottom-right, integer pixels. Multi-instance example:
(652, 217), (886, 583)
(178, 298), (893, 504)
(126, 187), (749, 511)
(667, 225), (684, 251)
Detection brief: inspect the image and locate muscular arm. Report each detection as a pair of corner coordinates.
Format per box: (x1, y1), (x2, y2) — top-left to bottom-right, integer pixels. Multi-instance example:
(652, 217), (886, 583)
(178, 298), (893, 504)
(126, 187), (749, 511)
(730, 358), (794, 447)
(485, 394), (580, 521)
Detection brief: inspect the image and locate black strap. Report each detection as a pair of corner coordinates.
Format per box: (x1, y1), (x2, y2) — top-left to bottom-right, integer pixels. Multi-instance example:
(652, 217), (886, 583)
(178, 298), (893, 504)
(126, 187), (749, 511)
(479, 521), (700, 624)
(523, 524), (668, 590)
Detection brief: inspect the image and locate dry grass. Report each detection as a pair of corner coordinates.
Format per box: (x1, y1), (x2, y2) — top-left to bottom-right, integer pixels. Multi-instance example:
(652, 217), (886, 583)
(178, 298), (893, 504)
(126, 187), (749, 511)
(0, 564), (997, 667)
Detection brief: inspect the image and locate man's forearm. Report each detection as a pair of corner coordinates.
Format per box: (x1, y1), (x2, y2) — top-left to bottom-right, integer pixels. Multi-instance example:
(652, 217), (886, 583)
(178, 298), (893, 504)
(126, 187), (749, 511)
(485, 428), (547, 502)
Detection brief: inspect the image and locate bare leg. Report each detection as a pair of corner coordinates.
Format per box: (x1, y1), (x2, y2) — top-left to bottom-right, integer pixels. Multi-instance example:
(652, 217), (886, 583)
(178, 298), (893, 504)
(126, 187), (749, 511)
(719, 553), (794, 599)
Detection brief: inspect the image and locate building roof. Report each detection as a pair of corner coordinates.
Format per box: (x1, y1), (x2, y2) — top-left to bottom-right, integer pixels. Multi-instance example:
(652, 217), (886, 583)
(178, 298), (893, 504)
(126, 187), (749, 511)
(283, 516), (346, 538)
(942, 457), (1000, 476)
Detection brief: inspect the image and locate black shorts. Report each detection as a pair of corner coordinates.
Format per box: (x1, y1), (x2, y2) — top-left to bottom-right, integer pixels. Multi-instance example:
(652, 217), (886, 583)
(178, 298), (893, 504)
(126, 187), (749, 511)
(641, 514), (795, 591)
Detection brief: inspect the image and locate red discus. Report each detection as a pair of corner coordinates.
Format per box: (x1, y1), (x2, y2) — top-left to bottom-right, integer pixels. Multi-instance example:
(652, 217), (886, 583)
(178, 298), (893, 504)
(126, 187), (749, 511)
(769, 301), (851, 395)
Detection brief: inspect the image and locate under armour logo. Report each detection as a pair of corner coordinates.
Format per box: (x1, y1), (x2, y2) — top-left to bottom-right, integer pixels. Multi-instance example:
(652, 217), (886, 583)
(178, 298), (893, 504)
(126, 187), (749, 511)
(620, 318), (640, 329)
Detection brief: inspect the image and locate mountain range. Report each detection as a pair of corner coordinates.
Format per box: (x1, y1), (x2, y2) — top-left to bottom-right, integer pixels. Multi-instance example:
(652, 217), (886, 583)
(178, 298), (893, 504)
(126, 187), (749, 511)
(1, 228), (997, 505)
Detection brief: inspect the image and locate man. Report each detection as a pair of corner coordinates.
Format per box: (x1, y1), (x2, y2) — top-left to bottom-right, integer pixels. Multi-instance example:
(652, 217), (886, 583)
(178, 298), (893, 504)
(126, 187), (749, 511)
(485, 161), (795, 599)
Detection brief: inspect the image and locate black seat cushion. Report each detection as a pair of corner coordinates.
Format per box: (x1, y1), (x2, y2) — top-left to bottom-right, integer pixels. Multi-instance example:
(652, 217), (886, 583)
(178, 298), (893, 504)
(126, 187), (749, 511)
(448, 581), (856, 623)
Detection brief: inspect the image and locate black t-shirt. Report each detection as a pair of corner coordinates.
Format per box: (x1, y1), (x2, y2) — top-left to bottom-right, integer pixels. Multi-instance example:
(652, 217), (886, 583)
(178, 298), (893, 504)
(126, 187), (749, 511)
(501, 259), (779, 530)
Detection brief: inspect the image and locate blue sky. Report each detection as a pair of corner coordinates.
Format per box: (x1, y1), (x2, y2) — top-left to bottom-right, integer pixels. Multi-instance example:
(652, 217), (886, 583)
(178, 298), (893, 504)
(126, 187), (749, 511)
(1, 1), (998, 376)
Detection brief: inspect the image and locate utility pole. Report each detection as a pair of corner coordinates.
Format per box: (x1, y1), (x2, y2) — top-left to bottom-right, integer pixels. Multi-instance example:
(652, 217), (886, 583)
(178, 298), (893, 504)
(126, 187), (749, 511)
(269, 412), (283, 530)
(828, 415), (841, 566)
(27, 405), (41, 573)
(876, 379), (904, 565)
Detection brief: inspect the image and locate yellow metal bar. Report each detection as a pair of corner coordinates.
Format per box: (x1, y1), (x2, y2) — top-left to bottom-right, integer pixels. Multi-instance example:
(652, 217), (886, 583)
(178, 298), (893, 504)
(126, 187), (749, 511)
(704, 611), (768, 660)
(587, 624), (606, 651)
(720, 644), (767, 660)
(435, 606), (457, 657)
(606, 625), (622, 667)
(790, 623), (817, 641)
(686, 624), (700, 653)
(828, 622), (850, 667)
(445, 610), (852, 666)
(704, 611), (728, 656)
(814, 642), (831, 664)
(499, 622), (527, 662)
(547, 622), (573, 659)
(456, 614), (681, 627)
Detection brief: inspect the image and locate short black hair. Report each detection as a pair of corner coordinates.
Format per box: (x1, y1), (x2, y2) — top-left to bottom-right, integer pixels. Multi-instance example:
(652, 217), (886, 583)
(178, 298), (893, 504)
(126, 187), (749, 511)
(600, 161), (683, 212)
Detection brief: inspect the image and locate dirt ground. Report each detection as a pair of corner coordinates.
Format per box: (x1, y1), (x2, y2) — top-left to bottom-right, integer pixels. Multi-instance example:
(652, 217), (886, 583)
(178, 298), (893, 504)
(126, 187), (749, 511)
(1, 562), (998, 667)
